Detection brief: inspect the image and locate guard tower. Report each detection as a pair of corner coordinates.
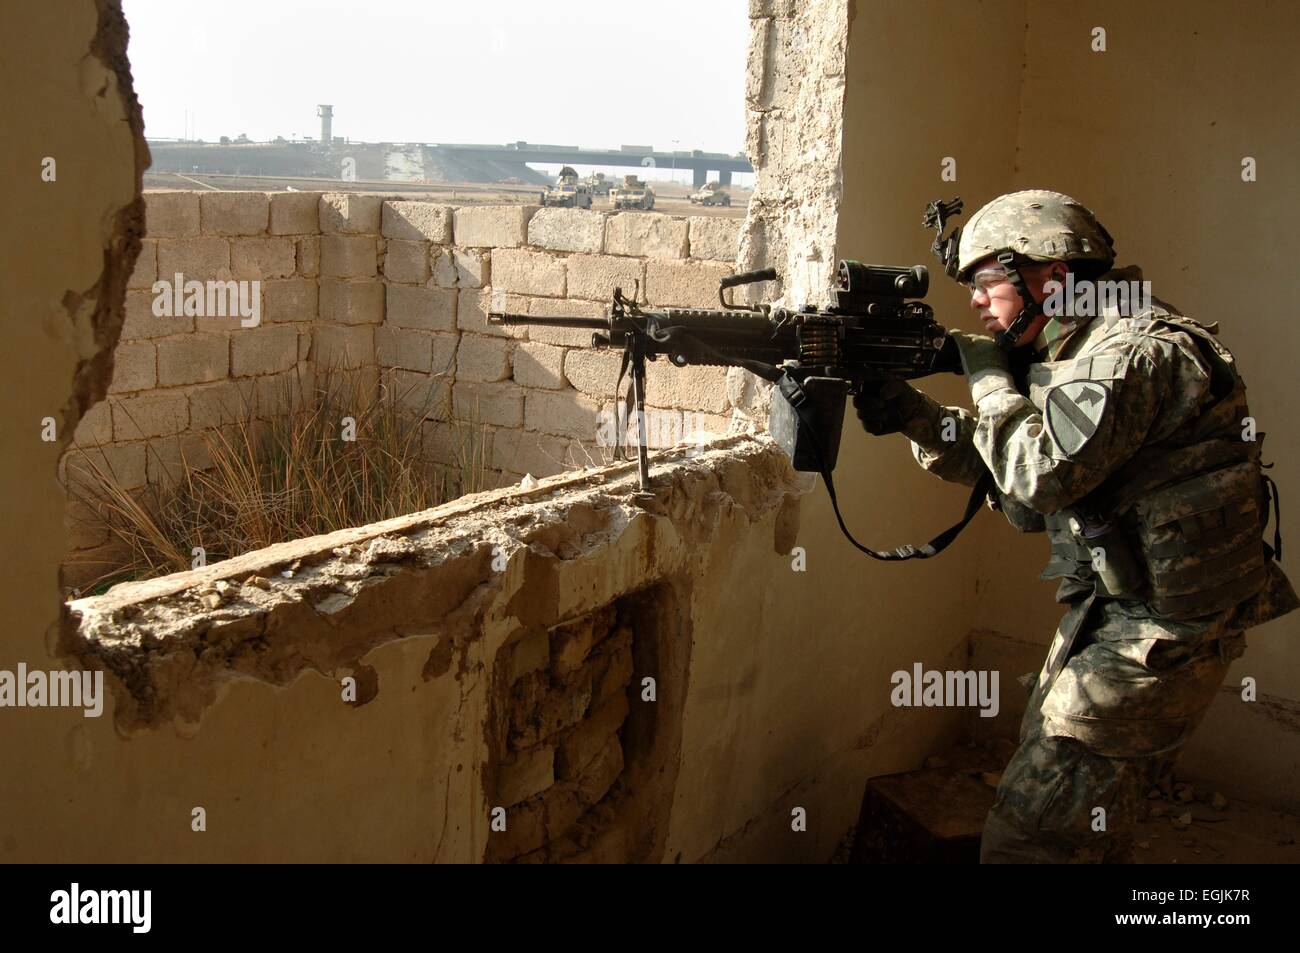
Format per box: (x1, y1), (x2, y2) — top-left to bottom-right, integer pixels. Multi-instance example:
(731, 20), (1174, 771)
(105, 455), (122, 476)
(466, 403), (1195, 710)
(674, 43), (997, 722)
(317, 104), (334, 146)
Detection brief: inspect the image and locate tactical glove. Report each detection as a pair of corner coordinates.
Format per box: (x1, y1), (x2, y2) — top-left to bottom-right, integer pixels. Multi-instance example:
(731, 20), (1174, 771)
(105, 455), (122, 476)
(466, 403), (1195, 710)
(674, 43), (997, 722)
(853, 379), (924, 436)
(948, 331), (1016, 403)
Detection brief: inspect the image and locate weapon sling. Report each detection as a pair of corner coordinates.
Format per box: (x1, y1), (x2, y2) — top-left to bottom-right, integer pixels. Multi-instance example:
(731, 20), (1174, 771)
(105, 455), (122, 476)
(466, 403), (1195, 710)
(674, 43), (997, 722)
(612, 326), (992, 561)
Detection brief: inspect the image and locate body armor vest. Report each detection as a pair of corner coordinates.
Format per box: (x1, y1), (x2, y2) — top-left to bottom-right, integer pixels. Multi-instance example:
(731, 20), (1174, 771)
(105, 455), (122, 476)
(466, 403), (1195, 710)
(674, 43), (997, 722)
(1035, 311), (1284, 622)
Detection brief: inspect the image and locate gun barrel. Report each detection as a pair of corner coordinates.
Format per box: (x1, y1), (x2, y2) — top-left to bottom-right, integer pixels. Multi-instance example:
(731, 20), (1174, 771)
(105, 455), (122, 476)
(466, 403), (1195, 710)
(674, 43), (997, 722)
(487, 312), (609, 329)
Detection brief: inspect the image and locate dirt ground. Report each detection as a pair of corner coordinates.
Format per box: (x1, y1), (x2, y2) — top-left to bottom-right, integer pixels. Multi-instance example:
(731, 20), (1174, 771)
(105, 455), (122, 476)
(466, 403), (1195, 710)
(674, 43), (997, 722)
(143, 171), (750, 218)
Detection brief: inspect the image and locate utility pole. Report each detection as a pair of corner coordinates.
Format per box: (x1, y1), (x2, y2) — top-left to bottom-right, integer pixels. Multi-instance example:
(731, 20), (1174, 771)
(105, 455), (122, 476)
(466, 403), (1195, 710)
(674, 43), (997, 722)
(671, 139), (679, 187)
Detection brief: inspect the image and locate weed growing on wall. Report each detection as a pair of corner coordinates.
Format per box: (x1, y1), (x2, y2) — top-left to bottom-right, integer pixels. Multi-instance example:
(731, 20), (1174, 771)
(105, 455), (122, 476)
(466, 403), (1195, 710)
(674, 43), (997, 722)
(65, 365), (486, 592)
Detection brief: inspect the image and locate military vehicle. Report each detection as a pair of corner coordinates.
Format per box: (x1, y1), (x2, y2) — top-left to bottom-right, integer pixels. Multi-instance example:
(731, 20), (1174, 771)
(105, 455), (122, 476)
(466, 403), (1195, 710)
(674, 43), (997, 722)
(689, 181), (732, 207)
(542, 165), (593, 208)
(612, 174), (655, 210)
(585, 172), (612, 196)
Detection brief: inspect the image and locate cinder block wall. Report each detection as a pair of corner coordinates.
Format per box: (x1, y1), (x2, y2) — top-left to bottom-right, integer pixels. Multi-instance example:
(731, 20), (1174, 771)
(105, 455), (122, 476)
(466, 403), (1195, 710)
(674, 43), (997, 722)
(60, 191), (743, 587)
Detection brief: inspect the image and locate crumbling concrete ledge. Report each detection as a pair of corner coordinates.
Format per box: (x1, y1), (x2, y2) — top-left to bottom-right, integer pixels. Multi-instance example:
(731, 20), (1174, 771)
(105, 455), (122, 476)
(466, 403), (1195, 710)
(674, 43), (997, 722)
(67, 434), (807, 734)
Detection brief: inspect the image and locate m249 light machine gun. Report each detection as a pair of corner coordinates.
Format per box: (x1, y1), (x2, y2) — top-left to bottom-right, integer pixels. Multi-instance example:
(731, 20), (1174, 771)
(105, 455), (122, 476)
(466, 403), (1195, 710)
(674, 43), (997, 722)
(488, 262), (982, 561)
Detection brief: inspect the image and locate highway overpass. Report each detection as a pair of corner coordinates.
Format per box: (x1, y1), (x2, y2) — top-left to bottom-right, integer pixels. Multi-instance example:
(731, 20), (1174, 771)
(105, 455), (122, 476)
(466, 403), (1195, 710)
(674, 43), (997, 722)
(428, 142), (752, 186)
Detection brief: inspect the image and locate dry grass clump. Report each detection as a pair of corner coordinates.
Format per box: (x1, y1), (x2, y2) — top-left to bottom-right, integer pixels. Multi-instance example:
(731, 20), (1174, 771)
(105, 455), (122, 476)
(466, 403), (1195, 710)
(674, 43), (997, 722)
(67, 366), (489, 592)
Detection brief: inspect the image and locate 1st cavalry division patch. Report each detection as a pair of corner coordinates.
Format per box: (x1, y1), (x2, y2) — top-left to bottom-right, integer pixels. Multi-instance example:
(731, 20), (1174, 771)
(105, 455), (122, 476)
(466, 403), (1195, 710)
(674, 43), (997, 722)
(1044, 381), (1109, 456)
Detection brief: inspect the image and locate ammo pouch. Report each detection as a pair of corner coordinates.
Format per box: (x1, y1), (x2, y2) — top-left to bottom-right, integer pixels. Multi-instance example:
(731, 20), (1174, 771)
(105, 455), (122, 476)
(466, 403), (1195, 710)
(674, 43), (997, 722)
(1043, 451), (1275, 617)
(1130, 460), (1270, 620)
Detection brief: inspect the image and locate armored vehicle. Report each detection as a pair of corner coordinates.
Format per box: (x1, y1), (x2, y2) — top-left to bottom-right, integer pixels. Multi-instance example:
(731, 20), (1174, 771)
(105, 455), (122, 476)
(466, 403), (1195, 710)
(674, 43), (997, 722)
(689, 181), (731, 207)
(612, 174), (655, 210)
(542, 166), (593, 208)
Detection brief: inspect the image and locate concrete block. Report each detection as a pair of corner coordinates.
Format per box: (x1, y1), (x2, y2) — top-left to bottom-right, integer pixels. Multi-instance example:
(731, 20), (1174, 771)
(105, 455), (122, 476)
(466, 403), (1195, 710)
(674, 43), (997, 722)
(512, 342), (565, 389)
(128, 239), (157, 291)
(200, 192), (269, 236)
(453, 248), (487, 287)
(550, 612), (603, 676)
(430, 332), (458, 378)
(604, 213), (688, 259)
(387, 285), (456, 331)
(644, 259), (733, 308)
(387, 369), (452, 420)
(145, 433), (214, 486)
(562, 348), (623, 398)
(312, 325), (374, 369)
(320, 193), (383, 234)
(688, 216), (742, 262)
(490, 248), (566, 298)
(453, 380), (524, 428)
(431, 249), (457, 288)
(565, 254), (644, 302)
(187, 379), (254, 429)
(556, 695), (629, 780)
(269, 191), (322, 235)
(297, 236), (320, 277)
(594, 627), (634, 702)
(157, 333), (229, 386)
(456, 334), (513, 382)
(231, 325), (299, 377)
(157, 237), (232, 282)
(320, 235), (377, 278)
(319, 279), (384, 325)
(382, 201), (452, 242)
(563, 347), (726, 413)
(144, 191), (199, 238)
(65, 499), (110, 551)
(72, 400), (114, 446)
(575, 735), (623, 806)
(262, 278), (318, 323)
(123, 291), (194, 339)
(488, 429), (590, 478)
(375, 326), (434, 373)
(457, 288), (524, 339)
(644, 361), (729, 413)
(111, 391), (189, 441)
(383, 240), (430, 284)
(499, 746), (555, 807)
(106, 341), (156, 394)
(528, 208), (605, 254)
(454, 205), (537, 248)
(64, 442), (147, 492)
(526, 389), (601, 440)
(521, 296), (606, 347)
(231, 237), (296, 279)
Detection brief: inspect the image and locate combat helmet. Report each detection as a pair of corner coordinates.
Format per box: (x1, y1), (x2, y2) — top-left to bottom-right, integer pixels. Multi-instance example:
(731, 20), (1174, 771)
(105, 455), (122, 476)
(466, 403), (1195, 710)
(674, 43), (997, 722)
(954, 190), (1115, 283)
(924, 190), (1116, 351)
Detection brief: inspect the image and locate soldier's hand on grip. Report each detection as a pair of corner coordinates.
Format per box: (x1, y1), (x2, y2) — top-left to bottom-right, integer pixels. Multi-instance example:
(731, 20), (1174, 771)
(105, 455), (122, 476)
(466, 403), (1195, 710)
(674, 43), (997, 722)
(853, 379), (923, 436)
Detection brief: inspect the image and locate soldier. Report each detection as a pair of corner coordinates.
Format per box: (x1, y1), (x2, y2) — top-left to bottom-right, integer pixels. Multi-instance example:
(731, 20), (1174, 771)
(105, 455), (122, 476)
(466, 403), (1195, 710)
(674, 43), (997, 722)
(855, 190), (1298, 862)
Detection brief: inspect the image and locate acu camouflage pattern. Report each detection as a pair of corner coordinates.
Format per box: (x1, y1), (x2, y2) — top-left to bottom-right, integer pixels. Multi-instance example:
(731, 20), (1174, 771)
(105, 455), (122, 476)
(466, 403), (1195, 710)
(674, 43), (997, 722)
(897, 264), (1298, 862)
(954, 190), (1115, 282)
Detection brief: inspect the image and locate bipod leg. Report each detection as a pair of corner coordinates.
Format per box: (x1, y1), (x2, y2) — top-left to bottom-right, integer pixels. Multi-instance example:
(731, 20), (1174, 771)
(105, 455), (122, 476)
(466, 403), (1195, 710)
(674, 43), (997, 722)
(630, 345), (652, 494)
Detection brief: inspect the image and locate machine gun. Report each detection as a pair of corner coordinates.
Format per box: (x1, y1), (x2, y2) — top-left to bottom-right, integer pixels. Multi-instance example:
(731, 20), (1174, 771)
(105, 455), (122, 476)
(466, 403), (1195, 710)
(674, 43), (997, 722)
(488, 261), (984, 562)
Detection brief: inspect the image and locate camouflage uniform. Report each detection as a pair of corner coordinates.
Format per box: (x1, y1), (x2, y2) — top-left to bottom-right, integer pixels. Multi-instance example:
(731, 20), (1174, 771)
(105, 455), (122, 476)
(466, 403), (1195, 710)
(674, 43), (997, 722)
(898, 192), (1298, 863)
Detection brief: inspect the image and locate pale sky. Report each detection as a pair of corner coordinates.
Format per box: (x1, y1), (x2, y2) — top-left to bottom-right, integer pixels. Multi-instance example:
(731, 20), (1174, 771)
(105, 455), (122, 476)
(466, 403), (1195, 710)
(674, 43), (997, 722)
(121, 0), (750, 156)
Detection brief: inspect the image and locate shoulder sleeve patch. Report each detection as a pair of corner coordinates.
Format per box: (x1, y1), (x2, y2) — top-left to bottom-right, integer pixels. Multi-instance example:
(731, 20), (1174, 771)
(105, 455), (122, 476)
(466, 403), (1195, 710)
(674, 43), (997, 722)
(1044, 380), (1111, 457)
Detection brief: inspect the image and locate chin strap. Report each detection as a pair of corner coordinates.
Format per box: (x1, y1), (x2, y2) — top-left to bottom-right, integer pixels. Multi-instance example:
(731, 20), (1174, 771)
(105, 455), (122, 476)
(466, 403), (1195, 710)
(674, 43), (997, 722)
(993, 250), (1045, 353)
